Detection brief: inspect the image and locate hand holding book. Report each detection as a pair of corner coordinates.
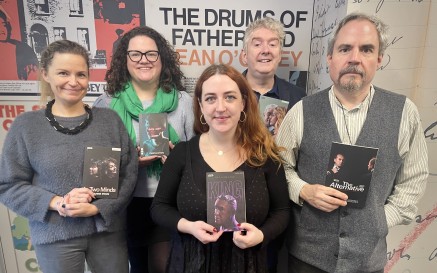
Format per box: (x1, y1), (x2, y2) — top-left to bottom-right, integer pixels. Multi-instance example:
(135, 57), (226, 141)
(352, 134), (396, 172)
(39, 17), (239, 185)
(300, 183), (348, 212)
(232, 223), (264, 249)
(176, 218), (223, 244)
(324, 142), (378, 209)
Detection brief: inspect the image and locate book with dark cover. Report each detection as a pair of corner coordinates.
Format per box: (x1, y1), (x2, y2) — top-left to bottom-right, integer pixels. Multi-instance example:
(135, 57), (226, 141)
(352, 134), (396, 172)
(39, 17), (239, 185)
(139, 113), (169, 157)
(83, 146), (121, 198)
(206, 171), (246, 232)
(325, 142), (378, 208)
(258, 96), (289, 135)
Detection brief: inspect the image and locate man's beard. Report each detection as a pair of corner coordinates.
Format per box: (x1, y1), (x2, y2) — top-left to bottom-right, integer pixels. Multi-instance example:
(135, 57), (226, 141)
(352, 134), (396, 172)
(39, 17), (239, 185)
(337, 66), (366, 93)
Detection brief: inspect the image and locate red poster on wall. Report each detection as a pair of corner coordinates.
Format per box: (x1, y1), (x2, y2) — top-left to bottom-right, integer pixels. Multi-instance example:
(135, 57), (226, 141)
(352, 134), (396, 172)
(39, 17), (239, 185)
(0, 0), (144, 94)
(0, 2), (38, 81)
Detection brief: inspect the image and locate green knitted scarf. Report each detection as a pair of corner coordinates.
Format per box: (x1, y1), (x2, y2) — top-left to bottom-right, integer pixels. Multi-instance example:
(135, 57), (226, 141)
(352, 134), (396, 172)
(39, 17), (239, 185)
(110, 81), (180, 177)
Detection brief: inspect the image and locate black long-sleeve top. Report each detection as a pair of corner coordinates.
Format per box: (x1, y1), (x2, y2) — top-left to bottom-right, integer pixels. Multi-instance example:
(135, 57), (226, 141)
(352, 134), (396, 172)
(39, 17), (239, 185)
(151, 135), (290, 273)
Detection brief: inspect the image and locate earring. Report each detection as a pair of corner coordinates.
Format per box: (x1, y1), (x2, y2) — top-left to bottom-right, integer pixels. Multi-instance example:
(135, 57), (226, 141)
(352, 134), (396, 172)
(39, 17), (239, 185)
(239, 111), (247, 123)
(200, 114), (207, 125)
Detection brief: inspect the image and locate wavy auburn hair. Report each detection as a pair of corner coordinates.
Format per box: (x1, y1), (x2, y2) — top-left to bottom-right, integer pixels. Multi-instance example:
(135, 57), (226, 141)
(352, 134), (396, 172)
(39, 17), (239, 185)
(193, 64), (283, 167)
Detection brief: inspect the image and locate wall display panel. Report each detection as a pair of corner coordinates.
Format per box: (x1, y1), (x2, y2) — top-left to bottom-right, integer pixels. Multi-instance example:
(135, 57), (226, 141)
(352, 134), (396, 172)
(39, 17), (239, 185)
(0, 0), (435, 272)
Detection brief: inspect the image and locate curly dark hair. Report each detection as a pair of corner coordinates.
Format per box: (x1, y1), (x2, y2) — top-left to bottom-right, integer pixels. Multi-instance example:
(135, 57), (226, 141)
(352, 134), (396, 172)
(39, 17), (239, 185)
(105, 26), (184, 95)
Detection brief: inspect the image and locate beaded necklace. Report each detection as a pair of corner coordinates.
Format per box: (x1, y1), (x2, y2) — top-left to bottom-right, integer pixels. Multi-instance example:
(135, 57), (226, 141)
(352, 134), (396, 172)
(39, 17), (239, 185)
(45, 99), (92, 135)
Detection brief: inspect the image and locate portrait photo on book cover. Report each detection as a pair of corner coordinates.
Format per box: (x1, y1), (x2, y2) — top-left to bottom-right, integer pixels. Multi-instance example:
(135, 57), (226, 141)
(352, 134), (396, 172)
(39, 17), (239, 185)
(213, 194), (241, 232)
(325, 142), (378, 208)
(82, 146), (121, 198)
(206, 172), (246, 232)
(139, 113), (169, 156)
(258, 96), (289, 136)
(86, 156), (119, 187)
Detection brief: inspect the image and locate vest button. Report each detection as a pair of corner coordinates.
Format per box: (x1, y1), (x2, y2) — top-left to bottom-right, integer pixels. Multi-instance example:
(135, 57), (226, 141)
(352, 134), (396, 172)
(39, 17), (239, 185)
(339, 232), (346, 238)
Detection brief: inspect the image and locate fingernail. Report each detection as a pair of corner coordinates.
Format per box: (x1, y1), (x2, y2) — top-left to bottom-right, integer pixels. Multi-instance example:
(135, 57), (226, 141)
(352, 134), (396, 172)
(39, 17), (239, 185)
(61, 204), (66, 208)
(237, 223), (241, 227)
(213, 228), (217, 232)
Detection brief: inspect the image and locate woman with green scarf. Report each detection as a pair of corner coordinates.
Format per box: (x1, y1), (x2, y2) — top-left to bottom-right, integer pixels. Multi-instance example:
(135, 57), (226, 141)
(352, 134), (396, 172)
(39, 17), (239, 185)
(94, 26), (195, 273)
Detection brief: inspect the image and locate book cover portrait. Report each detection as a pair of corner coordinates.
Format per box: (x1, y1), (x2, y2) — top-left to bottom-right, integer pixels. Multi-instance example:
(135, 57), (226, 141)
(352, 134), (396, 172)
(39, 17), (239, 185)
(139, 113), (169, 157)
(325, 142), (378, 208)
(258, 96), (289, 136)
(82, 146), (121, 198)
(206, 171), (246, 232)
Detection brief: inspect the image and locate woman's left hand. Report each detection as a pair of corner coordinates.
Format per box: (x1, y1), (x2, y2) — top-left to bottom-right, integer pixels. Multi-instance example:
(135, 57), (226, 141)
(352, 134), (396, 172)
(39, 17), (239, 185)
(232, 223), (264, 249)
(65, 187), (95, 204)
(62, 194), (99, 217)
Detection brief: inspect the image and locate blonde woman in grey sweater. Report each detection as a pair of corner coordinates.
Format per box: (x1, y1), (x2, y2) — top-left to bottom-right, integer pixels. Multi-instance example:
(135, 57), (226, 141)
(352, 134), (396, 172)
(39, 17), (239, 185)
(0, 40), (138, 273)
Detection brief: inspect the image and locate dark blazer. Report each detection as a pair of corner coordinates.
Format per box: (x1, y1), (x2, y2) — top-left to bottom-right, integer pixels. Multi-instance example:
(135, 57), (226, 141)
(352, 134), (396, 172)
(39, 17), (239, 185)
(275, 75), (307, 110)
(242, 70), (307, 111)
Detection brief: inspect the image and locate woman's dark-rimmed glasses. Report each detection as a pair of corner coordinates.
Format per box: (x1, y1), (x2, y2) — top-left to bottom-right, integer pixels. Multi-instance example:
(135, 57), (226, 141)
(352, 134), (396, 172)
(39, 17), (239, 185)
(127, 50), (160, 63)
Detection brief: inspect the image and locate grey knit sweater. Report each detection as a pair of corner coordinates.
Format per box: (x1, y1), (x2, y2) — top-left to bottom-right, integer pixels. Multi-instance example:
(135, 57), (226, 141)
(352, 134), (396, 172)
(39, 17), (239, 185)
(0, 107), (138, 245)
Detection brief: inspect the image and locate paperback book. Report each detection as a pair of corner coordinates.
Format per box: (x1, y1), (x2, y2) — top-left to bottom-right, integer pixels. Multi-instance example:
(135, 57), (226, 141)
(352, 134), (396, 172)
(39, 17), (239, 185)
(139, 113), (169, 157)
(83, 146), (121, 198)
(206, 171), (246, 232)
(325, 142), (378, 208)
(258, 96), (289, 135)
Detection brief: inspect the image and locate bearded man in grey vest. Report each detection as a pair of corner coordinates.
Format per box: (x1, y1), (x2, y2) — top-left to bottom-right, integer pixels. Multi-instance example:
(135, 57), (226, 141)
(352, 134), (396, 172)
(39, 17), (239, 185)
(276, 13), (428, 273)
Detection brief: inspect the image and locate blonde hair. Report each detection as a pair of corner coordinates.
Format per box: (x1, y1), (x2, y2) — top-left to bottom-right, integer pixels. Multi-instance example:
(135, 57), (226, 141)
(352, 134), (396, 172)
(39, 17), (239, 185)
(39, 40), (90, 105)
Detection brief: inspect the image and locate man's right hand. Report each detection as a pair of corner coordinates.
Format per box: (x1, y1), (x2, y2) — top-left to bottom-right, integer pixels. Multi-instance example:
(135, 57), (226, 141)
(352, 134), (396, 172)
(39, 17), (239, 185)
(300, 184), (348, 212)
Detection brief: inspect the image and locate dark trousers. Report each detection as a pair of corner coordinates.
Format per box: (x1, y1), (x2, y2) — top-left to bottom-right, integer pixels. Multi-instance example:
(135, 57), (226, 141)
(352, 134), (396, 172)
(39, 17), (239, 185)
(35, 231), (128, 273)
(127, 197), (170, 273)
(288, 255), (384, 273)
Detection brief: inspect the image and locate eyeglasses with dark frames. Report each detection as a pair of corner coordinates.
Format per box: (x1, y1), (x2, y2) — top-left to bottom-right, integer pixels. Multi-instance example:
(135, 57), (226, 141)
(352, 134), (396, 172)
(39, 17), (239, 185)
(127, 50), (160, 63)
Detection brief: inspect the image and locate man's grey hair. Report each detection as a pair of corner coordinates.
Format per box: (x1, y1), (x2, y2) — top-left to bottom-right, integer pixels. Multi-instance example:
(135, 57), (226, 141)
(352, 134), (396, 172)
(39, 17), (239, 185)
(327, 12), (389, 56)
(216, 194), (237, 212)
(243, 17), (285, 52)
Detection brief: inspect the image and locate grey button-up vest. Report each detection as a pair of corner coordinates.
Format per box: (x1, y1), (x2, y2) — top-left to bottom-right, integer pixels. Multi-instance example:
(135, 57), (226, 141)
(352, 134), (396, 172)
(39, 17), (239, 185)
(288, 87), (405, 272)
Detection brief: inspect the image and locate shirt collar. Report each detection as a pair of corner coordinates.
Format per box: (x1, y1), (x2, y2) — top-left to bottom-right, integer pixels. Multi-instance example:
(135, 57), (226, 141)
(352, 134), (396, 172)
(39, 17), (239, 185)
(329, 85), (375, 112)
(242, 69), (280, 98)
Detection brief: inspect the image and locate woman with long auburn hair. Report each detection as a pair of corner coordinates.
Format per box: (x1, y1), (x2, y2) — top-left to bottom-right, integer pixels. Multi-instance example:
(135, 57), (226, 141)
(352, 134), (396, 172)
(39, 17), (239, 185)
(192, 64), (284, 166)
(151, 64), (290, 273)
